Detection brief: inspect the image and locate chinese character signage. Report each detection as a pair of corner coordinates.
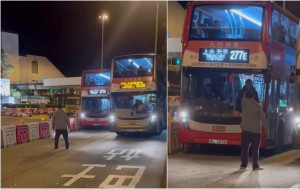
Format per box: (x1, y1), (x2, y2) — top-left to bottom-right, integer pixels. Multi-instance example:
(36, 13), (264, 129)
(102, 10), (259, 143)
(120, 81), (146, 89)
(199, 48), (249, 63)
(88, 89), (107, 95)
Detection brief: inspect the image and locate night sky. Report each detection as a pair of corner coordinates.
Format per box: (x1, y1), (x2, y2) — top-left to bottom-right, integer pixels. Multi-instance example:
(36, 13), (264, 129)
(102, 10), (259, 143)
(1, 1), (166, 77)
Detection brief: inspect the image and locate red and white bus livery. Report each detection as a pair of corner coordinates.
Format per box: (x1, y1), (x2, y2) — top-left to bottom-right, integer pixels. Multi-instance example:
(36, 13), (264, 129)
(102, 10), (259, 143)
(80, 69), (111, 128)
(179, 1), (299, 149)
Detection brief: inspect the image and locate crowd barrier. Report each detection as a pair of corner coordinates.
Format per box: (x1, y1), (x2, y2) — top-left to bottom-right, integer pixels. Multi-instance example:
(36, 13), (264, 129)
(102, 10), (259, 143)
(1, 125), (17, 147)
(39, 122), (50, 139)
(29, 123), (40, 141)
(16, 124), (30, 144)
(1, 117), (81, 148)
(168, 121), (183, 154)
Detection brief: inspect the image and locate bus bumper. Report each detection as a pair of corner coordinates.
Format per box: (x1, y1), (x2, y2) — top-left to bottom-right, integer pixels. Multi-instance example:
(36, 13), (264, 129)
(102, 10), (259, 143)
(80, 119), (110, 127)
(110, 118), (155, 133)
(178, 125), (241, 146)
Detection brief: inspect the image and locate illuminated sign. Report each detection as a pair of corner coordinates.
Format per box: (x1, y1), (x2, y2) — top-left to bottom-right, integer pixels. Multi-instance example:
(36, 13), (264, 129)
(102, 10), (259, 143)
(88, 89), (107, 95)
(199, 48), (249, 63)
(120, 81), (146, 89)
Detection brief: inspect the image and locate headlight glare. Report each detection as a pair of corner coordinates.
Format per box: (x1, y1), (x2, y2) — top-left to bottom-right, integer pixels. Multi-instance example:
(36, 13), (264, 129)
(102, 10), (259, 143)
(80, 112), (85, 118)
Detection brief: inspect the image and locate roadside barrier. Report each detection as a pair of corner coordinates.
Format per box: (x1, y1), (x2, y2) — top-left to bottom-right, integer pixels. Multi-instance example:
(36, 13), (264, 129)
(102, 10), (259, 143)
(29, 123), (40, 141)
(39, 122), (50, 139)
(1, 125), (17, 147)
(46, 121), (54, 138)
(16, 124), (30, 144)
(168, 121), (183, 154)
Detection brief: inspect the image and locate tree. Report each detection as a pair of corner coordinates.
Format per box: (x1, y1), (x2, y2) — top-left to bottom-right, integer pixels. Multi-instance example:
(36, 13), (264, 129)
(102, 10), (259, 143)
(1, 49), (14, 78)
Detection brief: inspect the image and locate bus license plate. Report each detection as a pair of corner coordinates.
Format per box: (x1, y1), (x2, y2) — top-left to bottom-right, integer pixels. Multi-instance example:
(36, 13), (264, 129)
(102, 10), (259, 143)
(209, 139), (227, 145)
(127, 129), (137, 132)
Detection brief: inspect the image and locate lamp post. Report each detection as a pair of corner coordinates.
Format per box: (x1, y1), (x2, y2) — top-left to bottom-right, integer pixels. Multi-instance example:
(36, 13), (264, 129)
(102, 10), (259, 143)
(99, 14), (108, 69)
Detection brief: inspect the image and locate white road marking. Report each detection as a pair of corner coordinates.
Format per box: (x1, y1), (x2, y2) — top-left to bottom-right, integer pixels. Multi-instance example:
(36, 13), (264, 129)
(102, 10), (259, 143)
(99, 165), (145, 188)
(62, 164), (106, 186)
(103, 149), (128, 160)
(121, 150), (141, 161)
(103, 149), (141, 161)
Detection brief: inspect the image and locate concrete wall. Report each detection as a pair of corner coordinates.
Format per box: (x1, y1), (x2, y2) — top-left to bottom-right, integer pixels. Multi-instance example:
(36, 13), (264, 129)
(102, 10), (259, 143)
(19, 55), (65, 84)
(168, 2), (186, 38)
(1, 32), (65, 84)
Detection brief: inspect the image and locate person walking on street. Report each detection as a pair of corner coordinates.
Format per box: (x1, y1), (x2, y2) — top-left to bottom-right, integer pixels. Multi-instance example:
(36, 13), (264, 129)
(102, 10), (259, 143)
(236, 79), (259, 113)
(52, 104), (70, 149)
(240, 90), (268, 170)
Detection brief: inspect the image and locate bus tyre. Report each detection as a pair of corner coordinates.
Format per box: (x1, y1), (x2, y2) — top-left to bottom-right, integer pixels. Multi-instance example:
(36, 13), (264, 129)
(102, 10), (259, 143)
(276, 120), (285, 151)
(153, 123), (162, 135)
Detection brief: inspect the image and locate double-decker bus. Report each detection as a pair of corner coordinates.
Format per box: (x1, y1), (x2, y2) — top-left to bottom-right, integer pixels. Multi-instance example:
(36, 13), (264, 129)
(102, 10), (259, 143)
(80, 69), (111, 128)
(294, 30), (300, 140)
(179, 1), (299, 149)
(110, 54), (166, 135)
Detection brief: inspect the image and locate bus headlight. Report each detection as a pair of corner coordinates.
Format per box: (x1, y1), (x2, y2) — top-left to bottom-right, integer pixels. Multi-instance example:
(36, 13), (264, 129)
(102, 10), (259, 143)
(180, 111), (187, 118)
(80, 112), (85, 119)
(150, 114), (157, 122)
(288, 107), (294, 112)
(109, 114), (116, 123)
(295, 117), (300, 129)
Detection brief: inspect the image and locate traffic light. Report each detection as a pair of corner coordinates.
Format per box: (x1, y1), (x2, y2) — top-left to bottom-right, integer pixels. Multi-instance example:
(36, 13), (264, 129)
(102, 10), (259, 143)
(175, 59), (181, 65)
(49, 89), (53, 93)
(61, 89), (65, 93)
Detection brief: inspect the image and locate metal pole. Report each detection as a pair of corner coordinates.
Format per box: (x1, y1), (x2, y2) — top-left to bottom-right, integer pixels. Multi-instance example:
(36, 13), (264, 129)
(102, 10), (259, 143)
(154, 2), (159, 54)
(101, 18), (104, 69)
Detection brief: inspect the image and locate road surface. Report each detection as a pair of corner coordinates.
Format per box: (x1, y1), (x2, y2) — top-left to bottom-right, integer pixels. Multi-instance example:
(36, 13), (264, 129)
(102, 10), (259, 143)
(168, 146), (300, 188)
(1, 129), (166, 188)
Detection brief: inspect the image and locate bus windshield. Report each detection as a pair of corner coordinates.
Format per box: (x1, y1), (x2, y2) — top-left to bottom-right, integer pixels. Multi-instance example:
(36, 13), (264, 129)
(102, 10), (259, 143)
(190, 5), (263, 41)
(81, 97), (110, 118)
(112, 93), (156, 119)
(83, 72), (110, 87)
(181, 69), (265, 124)
(114, 57), (154, 78)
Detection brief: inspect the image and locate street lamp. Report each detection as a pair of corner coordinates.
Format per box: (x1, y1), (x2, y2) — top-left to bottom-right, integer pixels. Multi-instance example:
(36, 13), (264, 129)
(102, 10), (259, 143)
(99, 14), (108, 69)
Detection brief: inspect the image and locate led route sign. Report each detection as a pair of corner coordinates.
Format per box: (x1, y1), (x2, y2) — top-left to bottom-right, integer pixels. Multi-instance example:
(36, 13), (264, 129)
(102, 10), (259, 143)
(88, 89), (107, 95)
(120, 81), (146, 89)
(199, 48), (250, 63)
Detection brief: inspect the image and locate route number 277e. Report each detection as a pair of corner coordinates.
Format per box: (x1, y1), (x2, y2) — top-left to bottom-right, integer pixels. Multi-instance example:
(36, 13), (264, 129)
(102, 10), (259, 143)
(230, 50), (248, 61)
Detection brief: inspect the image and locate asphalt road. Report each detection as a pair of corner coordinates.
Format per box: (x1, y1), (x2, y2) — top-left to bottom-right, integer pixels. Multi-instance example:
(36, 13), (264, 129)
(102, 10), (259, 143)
(1, 129), (167, 188)
(168, 145), (300, 188)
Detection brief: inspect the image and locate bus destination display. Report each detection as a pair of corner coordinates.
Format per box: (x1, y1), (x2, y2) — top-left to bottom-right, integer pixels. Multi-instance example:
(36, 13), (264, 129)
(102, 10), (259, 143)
(199, 48), (250, 63)
(120, 81), (146, 89)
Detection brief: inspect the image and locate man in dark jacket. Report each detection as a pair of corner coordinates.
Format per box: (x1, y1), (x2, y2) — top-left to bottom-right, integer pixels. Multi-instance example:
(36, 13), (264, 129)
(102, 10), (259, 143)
(236, 79), (259, 112)
(52, 104), (70, 149)
(240, 90), (268, 170)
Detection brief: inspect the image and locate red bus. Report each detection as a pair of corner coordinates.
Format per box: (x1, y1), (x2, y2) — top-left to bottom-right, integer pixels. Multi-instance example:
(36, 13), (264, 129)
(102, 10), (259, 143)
(80, 69), (111, 128)
(179, 1), (299, 149)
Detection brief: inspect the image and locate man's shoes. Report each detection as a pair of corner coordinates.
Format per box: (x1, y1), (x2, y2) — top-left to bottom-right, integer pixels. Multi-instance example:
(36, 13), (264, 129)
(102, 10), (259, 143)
(54, 147), (58, 149)
(66, 147), (71, 149)
(240, 166), (247, 170)
(253, 166), (264, 171)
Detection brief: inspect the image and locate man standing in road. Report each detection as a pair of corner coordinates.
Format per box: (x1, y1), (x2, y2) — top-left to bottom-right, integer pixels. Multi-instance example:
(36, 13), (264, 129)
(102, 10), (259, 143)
(236, 79), (259, 113)
(240, 90), (268, 170)
(52, 104), (70, 149)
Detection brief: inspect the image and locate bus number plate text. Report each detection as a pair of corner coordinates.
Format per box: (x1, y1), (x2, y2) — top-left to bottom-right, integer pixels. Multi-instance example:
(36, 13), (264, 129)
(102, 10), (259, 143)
(209, 139), (227, 145)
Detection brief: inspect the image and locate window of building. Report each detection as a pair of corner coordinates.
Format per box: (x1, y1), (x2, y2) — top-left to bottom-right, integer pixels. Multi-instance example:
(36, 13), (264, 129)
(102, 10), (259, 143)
(32, 60), (38, 74)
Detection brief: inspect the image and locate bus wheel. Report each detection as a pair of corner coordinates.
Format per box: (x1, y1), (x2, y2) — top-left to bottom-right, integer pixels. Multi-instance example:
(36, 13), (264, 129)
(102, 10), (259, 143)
(116, 132), (125, 136)
(153, 123), (162, 135)
(276, 120), (285, 151)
